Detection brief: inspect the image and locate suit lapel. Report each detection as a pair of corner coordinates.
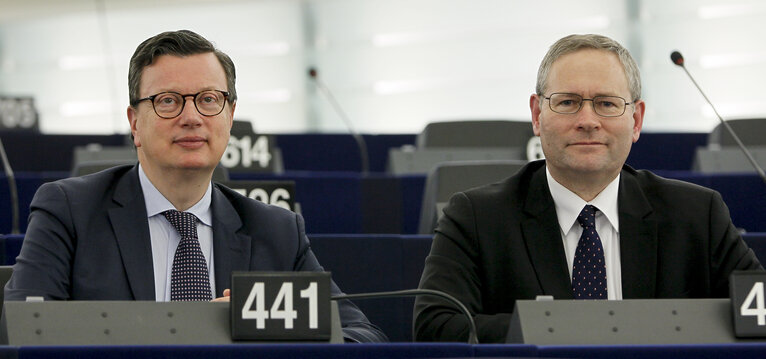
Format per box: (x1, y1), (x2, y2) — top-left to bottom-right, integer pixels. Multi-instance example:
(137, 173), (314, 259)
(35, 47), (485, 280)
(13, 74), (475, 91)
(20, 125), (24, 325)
(617, 169), (657, 298)
(521, 166), (574, 299)
(109, 165), (155, 300)
(211, 185), (251, 297)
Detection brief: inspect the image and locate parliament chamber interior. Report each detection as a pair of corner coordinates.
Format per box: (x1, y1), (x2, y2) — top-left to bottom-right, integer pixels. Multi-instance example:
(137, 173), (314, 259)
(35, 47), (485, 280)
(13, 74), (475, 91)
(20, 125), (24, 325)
(3, 0), (766, 357)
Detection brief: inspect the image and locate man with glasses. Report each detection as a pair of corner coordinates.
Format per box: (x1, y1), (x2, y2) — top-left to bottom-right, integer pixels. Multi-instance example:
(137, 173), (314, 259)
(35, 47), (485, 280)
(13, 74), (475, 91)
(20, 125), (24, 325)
(5, 30), (387, 343)
(414, 34), (763, 343)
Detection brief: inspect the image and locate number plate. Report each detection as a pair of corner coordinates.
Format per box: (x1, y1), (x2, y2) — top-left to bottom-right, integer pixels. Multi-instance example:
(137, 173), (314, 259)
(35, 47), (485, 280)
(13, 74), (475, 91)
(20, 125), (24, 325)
(730, 271), (766, 337)
(230, 272), (331, 341)
(220, 180), (296, 212)
(221, 134), (276, 172)
(0, 96), (39, 131)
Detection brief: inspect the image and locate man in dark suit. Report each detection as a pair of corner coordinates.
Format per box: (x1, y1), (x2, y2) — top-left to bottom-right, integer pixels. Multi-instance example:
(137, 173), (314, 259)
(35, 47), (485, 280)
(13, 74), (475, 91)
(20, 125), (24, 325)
(5, 30), (387, 343)
(414, 34), (763, 343)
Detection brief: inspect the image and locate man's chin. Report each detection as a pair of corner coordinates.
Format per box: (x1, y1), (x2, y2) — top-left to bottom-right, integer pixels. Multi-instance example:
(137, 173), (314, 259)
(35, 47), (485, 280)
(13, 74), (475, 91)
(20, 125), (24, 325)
(174, 161), (217, 172)
(569, 160), (622, 177)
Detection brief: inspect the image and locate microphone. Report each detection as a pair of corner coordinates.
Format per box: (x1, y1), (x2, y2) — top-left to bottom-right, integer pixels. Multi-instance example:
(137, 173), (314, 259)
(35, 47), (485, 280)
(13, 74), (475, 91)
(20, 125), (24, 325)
(332, 288), (479, 344)
(0, 137), (19, 234)
(307, 67), (370, 174)
(670, 51), (766, 185)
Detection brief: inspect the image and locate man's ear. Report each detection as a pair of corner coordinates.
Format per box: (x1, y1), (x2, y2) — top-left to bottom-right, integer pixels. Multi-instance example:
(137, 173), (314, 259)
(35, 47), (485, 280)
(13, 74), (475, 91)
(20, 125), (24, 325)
(127, 106), (141, 147)
(530, 94), (542, 136)
(631, 100), (645, 143)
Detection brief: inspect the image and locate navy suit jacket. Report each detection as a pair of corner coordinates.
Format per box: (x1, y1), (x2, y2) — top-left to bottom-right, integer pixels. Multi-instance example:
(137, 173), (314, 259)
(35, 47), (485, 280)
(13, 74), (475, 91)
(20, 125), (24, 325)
(414, 160), (763, 343)
(5, 164), (387, 343)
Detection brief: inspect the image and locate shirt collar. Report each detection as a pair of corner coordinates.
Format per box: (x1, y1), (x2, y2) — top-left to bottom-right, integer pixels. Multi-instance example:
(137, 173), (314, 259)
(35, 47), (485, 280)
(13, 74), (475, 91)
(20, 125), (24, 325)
(545, 165), (621, 235)
(138, 164), (213, 226)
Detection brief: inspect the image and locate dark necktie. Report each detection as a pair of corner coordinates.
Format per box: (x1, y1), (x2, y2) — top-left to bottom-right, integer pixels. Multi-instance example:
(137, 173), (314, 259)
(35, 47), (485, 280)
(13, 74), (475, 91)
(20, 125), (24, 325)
(163, 210), (212, 301)
(571, 205), (607, 299)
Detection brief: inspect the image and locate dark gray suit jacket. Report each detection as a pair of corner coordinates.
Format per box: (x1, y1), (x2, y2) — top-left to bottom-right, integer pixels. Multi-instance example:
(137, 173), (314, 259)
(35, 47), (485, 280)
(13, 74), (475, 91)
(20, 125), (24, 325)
(414, 160), (763, 343)
(5, 164), (387, 343)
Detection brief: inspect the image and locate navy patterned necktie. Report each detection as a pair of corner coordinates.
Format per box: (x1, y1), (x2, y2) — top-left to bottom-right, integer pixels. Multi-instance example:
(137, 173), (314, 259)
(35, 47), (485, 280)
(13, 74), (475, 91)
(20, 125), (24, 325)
(571, 205), (607, 299)
(162, 210), (212, 301)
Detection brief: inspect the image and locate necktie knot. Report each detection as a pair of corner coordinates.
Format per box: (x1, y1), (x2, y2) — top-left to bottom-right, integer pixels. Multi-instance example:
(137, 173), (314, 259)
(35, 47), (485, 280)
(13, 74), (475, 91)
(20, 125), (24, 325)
(162, 210), (198, 238)
(577, 205), (598, 229)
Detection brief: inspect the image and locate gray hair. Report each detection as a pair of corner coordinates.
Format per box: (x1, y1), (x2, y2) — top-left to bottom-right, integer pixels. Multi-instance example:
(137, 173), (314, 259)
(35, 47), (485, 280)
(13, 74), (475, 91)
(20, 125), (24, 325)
(535, 34), (641, 101)
(128, 30), (237, 107)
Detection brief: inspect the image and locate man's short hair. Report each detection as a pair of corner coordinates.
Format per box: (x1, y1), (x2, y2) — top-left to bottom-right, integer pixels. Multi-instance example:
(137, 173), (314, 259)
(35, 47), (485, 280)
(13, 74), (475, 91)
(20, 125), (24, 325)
(535, 34), (641, 102)
(128, 30), (237, 107)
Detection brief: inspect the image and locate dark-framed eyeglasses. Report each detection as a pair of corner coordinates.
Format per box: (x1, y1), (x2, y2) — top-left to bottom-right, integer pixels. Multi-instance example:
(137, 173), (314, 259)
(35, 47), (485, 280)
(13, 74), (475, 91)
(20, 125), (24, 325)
(135, 90), (229, 119)
(543, 92), (634, 117)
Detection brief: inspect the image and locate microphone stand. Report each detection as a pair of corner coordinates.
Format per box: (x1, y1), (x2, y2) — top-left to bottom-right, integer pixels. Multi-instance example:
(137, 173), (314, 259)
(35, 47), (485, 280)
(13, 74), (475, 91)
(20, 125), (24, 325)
(672, 51), (766, 185)
(0, 137), (19, 234)
(308, 69), (370, 175)
(333, 288), (479, 344)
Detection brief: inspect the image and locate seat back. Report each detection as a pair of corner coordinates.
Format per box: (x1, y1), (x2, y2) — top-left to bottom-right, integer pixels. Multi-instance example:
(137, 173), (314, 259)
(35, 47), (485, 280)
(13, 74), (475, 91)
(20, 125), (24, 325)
(709, 118), (766, 147)
(416, 120), (534, 149)
(418, 160), (525, 234)
(0, 265), (13, 311)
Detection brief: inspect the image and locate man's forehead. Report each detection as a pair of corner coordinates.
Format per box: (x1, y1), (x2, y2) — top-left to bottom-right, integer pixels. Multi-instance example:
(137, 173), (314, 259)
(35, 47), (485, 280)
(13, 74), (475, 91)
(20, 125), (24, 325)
(546, 49), (628, 91)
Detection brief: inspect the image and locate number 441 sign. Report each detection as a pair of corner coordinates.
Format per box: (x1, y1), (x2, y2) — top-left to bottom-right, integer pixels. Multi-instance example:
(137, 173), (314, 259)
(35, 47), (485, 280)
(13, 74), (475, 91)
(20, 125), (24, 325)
(230, 272), (332, 341)
(730, 271), (766, 337)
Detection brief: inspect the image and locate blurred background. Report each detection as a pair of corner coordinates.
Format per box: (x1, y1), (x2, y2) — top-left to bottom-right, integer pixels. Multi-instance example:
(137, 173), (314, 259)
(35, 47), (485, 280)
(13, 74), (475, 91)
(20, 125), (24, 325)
(1, 0), (764, 135)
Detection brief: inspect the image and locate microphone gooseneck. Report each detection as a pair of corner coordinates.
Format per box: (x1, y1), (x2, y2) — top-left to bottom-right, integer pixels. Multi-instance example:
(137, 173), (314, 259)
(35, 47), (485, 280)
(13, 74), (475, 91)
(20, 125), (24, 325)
(670, 50), (766, 185)
(0, 137), (19, 234)
(332, 288), (479, 344)
(308, 68), (370, 174)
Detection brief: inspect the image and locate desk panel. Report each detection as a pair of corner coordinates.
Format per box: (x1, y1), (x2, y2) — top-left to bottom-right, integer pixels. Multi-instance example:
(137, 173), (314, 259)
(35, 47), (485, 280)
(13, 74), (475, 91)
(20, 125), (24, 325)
(17, 343), (474, 359)
(10, 343), (766, 358)
(535, 343), (766, 359)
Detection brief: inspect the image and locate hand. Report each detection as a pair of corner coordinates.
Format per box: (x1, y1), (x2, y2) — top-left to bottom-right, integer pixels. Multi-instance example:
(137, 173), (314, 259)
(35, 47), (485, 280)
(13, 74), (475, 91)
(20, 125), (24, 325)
(211, 288), (231, 302)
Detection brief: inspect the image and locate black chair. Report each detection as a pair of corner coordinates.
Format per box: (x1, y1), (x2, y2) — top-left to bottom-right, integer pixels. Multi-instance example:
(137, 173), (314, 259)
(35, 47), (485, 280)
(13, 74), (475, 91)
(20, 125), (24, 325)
(417, 160), (526, 234)
(709, 118), (766, 147)
(693, 118), (766, 173)
(416, 119), (535, 149)
(388, 120), (535, 175)
(0, 265), (12, 308)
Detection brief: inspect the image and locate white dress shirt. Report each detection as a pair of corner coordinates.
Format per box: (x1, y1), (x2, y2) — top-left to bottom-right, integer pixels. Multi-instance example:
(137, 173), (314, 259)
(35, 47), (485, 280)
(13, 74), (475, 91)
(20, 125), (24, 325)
(545, 166), (623, 300)
(138, 164), (216, 301)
